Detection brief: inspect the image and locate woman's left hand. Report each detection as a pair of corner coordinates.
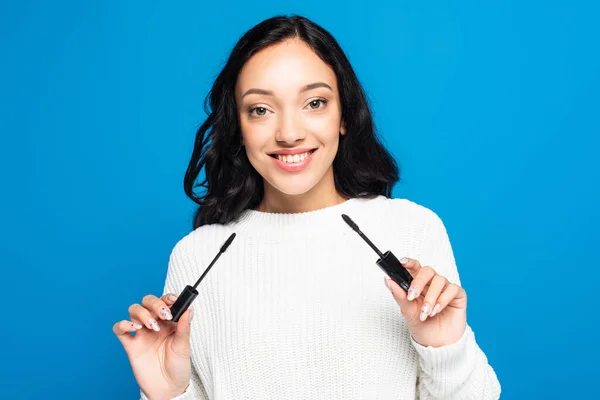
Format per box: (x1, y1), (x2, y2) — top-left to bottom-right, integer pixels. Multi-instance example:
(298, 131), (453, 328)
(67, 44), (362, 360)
(385, 257), (467, 348)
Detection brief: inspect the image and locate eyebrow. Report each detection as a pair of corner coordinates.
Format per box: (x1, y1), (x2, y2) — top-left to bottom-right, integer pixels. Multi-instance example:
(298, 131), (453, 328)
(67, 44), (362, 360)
(241, 82), (333, 99)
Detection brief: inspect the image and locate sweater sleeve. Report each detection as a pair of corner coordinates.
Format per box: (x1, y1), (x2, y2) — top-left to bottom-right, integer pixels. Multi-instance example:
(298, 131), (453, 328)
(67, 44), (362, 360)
(139, 238), (210, 400)
(139, 368), (207, 400)
(412, 208), (501, 400)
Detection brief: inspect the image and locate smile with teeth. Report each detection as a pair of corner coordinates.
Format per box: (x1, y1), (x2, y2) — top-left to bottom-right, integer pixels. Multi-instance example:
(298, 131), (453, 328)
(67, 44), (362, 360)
(272, 150), (315, 163)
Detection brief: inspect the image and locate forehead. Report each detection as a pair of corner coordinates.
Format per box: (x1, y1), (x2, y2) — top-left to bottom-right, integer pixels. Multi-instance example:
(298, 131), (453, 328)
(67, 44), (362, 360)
(236, 39), (338, 94)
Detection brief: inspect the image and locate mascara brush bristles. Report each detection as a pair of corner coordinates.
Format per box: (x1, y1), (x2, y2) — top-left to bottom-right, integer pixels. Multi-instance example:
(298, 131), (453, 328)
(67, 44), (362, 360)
(341, 214), (360, 232)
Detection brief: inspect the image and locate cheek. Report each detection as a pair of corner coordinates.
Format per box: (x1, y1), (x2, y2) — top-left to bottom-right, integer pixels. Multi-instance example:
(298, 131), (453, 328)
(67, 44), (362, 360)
(303, 104), (343, 140)
(240, 121), (270, 157)
(307, 118), (342, 146)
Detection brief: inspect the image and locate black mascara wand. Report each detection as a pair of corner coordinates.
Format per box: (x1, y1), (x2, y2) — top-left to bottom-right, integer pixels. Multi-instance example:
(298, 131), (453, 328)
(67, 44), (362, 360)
(341, 214), (413, 292)
(341, 214), (384, 258)
(170, 233), (237, 322)
(192, 233), (236, 289)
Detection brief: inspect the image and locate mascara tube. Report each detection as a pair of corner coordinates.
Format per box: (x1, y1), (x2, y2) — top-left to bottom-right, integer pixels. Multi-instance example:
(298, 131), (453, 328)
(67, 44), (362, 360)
(170, 286), (199, 322)
(376, 251), (413, 292)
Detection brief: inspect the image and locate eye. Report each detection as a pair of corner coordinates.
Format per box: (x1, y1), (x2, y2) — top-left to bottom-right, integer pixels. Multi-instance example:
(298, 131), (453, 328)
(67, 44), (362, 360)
(306, 98), (328, 110)
(248, 106), (270, 117)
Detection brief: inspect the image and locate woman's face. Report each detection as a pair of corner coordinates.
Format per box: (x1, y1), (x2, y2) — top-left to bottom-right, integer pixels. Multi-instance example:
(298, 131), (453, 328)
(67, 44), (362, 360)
(235, 39), (345, 197)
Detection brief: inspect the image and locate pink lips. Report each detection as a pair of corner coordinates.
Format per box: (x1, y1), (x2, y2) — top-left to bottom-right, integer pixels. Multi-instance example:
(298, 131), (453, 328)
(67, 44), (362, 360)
(270, 149), (316, 172)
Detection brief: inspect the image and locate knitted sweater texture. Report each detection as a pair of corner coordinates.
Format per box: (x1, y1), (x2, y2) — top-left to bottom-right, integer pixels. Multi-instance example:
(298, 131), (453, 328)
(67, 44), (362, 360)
(141, 196), (501, 399)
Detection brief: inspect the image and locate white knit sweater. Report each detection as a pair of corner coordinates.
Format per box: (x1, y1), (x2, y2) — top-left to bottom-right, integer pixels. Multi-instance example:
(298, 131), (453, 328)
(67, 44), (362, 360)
(143, 196), (501, 399)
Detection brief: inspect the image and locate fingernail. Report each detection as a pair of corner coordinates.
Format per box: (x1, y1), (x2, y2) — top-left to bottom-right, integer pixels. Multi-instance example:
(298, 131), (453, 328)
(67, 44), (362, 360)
(420, 303), (431, 321)
(189, 307), (194, 322)
(430, 304), (441, 317)
(167, 294), (177, 302)
(400, 257), (409, 265)
(131, 322), (143, 330)
(148, 318), (160, 331)
(160, 307), (173, 320)
(407, 286), (418, 301)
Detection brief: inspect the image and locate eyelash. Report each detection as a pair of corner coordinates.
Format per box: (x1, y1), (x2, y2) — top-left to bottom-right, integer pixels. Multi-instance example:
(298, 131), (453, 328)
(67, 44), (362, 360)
(247, 97), (329, 118)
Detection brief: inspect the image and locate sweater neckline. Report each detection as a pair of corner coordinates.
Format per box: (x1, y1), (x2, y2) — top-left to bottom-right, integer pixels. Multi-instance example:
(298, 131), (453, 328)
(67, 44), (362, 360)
(231, 196), (384, 238)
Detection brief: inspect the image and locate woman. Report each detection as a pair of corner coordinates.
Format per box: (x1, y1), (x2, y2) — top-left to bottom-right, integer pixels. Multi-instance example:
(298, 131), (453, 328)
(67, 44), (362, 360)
(113, 15), (501, 400)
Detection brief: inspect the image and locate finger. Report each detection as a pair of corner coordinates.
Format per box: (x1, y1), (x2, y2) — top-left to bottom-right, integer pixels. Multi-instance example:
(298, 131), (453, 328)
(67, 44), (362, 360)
(420, 275), (448, 321)
(406, 265), (436, 301)
(142, 294), (173, 321)
(385, 277), (421, 323)
(162, 293), (178, 306)
(171, 308), (194, 358)
(399, 257), (422, 278)
(128, 303), (161, 332)
(113, 320), (144, 345)
(432, 284), (466, 316)
(113, 319), (144, 335)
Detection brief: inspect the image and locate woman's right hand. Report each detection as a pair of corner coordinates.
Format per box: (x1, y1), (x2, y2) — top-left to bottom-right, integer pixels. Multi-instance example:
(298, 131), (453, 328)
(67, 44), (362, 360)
(113, 293), (193, 400)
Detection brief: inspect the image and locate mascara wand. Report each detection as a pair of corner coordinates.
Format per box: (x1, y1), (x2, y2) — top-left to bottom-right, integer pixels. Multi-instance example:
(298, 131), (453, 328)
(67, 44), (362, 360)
(170, 233), (237, 322)
(341, 215), (385, 258)
(341, 214), (413, 292)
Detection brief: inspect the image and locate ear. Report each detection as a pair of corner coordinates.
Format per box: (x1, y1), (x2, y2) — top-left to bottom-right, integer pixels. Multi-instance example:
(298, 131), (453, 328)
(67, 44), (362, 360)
(340, 121), (347, 136)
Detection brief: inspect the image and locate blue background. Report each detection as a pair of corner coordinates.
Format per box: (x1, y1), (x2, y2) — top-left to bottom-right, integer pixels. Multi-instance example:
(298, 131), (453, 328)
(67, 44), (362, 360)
(1, 0), (598, 398)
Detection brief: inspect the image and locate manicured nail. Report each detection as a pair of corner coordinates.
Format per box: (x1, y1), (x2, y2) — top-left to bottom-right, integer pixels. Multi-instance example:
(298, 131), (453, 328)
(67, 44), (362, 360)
(167, 294), (177, 302)
(430, 304), (441, 317)
(160, 307), (173, 320)
(148, 318), (160, 331)
(407, 286), (418, 301)
(420, 303), (431, 321)
(400, 257), (409, 264)
(131, 322), (143, 330)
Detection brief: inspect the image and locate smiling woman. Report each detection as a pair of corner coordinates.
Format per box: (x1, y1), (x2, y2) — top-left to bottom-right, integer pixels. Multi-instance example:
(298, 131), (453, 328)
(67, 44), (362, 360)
(182, 17), (399, 224)
(113, 15), (501, 400)
(236, 40), (348, 209)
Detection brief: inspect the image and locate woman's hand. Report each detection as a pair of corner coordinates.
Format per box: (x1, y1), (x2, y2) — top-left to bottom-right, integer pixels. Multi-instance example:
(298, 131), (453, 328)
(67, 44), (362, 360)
(113, 293), (193, 399)
(385, 258), (467, 348)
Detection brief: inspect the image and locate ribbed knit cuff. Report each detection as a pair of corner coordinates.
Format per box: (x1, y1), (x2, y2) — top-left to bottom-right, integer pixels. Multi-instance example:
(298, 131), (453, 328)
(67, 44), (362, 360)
(410, 325), (476, 385)
(140, 383), (195, 400)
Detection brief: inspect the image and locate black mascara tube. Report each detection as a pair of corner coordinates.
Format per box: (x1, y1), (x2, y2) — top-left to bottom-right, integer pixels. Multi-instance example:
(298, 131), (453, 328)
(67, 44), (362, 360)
(341, 214), (413, 292)
(170, 233), (236, 322)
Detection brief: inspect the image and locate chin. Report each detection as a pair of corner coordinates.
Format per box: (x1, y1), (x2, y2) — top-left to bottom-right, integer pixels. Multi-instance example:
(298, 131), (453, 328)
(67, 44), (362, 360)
(267, 176), (321, 196)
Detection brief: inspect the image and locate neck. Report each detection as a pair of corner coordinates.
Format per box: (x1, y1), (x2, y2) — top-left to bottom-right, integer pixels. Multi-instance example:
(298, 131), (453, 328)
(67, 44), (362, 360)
(257, 167), (347, 214)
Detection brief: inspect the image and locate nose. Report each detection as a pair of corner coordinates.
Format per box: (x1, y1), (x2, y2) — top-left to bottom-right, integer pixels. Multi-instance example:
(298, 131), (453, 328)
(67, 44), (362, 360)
(275, 110), (305, 146)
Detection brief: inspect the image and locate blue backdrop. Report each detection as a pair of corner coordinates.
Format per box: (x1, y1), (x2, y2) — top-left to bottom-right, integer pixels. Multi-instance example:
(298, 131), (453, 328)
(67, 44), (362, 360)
(1, 1), (598, 398)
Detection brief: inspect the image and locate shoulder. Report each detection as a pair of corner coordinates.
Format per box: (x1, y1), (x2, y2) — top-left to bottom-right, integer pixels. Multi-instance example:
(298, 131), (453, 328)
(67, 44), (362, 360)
(376, 197), (457, 277)
(160, 222), (237, 293)
(349, 196), (449, 253)
(170, 222), (233, 261)
(164, 222), (234, 283)
(363, 196), (446, 231)
(359, 196), (452, 262)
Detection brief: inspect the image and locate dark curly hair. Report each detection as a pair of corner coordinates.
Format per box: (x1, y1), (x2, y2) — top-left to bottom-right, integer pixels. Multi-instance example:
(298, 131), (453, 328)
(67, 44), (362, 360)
(184, 15), (400, 229)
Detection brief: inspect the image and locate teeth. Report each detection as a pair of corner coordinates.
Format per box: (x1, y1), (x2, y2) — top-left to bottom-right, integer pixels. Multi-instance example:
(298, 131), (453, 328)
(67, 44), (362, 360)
(276, 151), (312, 163)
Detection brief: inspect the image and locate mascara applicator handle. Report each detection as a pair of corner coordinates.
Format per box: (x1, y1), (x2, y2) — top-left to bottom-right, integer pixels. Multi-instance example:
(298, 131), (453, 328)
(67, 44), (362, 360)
(377, 251), (413, 292)
(170, 285), (198, 322)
